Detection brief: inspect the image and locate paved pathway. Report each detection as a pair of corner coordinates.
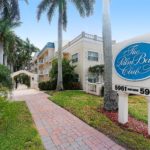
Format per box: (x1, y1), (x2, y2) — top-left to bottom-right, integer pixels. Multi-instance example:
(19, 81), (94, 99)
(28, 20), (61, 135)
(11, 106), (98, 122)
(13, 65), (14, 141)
(12, 89), (125, 150)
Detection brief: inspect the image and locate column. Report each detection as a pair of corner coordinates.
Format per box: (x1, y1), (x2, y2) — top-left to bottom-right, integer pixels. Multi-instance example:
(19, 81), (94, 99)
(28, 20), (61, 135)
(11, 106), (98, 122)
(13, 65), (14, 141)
(118, 92), (129, 124)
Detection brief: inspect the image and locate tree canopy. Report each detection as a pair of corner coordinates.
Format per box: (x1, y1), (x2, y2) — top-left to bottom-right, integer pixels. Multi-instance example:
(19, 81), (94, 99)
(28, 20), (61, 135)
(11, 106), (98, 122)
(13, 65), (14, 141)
(50, 58), (78, 85)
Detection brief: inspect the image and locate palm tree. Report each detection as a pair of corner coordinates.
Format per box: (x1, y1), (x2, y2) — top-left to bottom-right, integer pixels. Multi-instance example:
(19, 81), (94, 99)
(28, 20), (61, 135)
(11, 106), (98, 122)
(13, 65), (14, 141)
(102, 0), (117, 111)
(0, 0), (28, 21)
(0, 0), (28, 66)
(37, 0), (95, 91)
(0, 19), (20, 66)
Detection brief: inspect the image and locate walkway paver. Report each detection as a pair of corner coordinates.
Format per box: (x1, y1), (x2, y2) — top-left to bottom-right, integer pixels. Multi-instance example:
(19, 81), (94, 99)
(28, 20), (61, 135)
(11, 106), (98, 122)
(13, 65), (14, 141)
(12, 90), (125, 150)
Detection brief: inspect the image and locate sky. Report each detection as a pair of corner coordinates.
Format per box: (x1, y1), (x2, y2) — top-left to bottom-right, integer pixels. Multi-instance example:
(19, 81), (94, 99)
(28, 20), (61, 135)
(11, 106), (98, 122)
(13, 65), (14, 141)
(14, 0), (150, 50)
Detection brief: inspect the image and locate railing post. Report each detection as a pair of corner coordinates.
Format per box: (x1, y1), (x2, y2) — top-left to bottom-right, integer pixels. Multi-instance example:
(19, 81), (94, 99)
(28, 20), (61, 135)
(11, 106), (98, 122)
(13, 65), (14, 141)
(82, 32), (85, 37)
(94, 35), (97, 40)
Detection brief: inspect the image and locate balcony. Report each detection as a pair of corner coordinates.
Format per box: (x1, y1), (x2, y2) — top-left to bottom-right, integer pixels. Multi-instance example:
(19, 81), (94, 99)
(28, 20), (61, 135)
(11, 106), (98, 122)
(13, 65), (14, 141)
(44, 56), (49, 63)
(43, 70), (49, 75)
(38, 60), (44, 65)
(39, 71), (43, 75)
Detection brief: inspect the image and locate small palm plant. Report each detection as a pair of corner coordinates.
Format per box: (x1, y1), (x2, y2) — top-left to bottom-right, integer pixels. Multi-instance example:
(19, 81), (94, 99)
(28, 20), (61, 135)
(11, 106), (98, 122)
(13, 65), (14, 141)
(37, 0), (95, 91)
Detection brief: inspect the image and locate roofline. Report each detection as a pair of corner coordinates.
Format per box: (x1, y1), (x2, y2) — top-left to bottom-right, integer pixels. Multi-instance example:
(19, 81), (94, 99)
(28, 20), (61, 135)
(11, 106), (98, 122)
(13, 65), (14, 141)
(38, 42), (55, 57)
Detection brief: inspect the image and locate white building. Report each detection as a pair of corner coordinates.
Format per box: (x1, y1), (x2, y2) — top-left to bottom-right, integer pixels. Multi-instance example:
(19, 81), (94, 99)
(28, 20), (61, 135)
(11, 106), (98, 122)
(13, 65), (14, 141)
(31, 42), (55, 82)
(32, 32), (116, 91)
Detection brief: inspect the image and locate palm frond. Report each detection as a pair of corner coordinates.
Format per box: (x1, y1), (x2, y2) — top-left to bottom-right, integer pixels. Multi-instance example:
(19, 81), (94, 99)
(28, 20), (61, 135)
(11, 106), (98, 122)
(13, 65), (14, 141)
(47, 1), (58, 23)
(62, 0), (67, 30)
(71, 0), (85, 17)
(37, 0), (52, 21)
(71, 0), (95, 17)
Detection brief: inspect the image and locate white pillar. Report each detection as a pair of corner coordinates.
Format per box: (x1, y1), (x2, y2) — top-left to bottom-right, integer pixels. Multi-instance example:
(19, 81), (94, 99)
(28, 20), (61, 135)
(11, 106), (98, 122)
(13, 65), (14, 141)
(118, 92), (128, 124)
(146, 97), (150, 135)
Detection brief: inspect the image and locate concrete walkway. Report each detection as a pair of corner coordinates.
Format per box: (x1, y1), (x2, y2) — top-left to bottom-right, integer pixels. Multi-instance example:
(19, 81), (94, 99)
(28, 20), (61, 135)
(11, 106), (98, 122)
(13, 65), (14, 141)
(12, 89), (125, 150)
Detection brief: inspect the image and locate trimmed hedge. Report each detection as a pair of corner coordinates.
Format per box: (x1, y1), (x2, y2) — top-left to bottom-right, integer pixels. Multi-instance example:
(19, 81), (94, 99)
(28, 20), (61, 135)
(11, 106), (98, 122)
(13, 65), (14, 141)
(64, 82), (81, 90)
(38, 81), (56, 91)
(39, 81), (81, 91)
(0, 86), (9, 98)
(0, 64), (12, 89)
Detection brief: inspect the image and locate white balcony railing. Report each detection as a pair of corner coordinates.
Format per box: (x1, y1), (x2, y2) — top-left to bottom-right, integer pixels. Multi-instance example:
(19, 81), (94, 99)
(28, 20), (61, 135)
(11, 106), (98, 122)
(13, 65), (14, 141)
(85, 82), (104, 96)
(44, 56), (49, 63)
(38, 60), (44, 65)
(43, 70), (49, 75)
(39, 71), (43, 75)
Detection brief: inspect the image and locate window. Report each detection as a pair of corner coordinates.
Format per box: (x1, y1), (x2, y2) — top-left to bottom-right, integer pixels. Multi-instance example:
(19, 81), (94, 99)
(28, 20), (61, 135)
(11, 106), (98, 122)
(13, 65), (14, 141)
(72, 53), (78, 63)
(88, 74), (98, 83)
(74, 74), (80, 82)
(88, 51), (98, 61)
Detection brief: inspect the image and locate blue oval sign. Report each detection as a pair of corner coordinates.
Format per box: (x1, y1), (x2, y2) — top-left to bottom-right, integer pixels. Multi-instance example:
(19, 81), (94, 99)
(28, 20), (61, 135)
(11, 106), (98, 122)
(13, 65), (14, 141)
(115, 43), (150, 81)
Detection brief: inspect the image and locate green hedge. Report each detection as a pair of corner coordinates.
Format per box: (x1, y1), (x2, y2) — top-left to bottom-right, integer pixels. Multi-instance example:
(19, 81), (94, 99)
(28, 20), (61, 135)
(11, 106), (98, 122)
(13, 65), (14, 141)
(0, 65), (12, 89)
(0, 86), (9, 98)
(38, 81), (56, 91)
(39, 81), (81, 91)
(64, 82), (81, 90)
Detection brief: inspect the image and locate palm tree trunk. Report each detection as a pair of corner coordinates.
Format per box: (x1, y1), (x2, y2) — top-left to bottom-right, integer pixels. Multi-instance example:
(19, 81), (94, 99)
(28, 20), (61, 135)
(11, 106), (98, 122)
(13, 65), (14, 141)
(102, 0), (118, 111)
(56, 1), (63, 91)
(4, 54), (7, 66)
(0, 42), (4, 64)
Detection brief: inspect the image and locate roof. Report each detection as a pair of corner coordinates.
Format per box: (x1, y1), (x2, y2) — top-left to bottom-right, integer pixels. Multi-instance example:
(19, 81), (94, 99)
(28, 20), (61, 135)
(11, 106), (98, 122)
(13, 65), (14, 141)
(38, 42), (55, 56)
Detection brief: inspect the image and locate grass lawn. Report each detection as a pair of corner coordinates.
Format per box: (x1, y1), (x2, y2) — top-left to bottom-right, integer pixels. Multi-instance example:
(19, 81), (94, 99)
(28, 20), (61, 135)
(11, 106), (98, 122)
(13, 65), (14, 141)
(129, 95), (147, 123)
(0, 97), (44, 150)
(48, 90), (150, 150)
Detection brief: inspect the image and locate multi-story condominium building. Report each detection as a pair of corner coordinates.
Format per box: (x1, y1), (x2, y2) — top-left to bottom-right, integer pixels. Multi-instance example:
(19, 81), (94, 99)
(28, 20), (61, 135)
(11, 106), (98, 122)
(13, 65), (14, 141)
(62, 32), (105, 90)
(31, 32), (115, 90)
(31, 42), (55, 82)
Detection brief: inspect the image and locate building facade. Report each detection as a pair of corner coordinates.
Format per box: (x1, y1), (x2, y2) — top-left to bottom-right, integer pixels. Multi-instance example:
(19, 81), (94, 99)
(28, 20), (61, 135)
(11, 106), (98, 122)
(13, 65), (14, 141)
(32, 32), (115, 90)
(31, 42), (55, 82)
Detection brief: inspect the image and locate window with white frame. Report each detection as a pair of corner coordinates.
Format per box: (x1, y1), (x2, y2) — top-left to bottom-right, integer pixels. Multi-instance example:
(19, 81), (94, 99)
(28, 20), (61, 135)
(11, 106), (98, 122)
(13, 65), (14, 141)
(88, 51), (99, 61)
(74, 74), (80, 82)
(88, 74), (98, 83)
(72, 53), (78, 63)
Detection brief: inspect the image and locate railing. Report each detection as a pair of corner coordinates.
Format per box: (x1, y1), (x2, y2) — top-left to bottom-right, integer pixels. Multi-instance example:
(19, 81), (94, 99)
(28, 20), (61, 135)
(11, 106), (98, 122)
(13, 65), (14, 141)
(44, 56), (49, 63)
(62, 32), (103, 51)
(43, 70), (49, 75)
(39, 71), (43, 75)
(38, 60), (44, 65)
(85, 82), (104, 96)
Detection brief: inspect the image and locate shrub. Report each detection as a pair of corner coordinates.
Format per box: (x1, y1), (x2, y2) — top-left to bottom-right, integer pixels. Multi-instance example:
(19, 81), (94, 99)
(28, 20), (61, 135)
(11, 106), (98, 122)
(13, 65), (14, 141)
(50, 59), (79, 89)
(0, 86), (9, 98)
(38, 81), (56, 91)
(64, 82), (81, 90)
(0, 64), (12, 89)
(39, 81), (81, 91)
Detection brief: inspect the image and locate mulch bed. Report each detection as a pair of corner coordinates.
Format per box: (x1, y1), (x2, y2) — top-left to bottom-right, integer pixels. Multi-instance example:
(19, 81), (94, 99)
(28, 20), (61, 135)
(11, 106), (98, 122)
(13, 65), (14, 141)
(98, 108), (150, 138)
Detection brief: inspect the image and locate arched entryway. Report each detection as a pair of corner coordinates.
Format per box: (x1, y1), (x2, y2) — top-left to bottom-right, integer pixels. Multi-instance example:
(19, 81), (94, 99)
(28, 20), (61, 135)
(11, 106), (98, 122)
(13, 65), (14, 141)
(11, 70), (38, 90)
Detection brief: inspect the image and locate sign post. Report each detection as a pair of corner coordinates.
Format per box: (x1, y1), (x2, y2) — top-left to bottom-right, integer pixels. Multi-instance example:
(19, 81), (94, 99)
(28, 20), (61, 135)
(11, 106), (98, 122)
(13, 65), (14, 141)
(118, 92), (128, 124)
(113, 39), (150, 135)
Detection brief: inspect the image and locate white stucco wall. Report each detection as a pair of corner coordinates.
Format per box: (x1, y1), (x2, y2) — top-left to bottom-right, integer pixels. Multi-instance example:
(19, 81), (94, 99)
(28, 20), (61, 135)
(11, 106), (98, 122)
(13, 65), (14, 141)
(63, 38), (104, 90)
